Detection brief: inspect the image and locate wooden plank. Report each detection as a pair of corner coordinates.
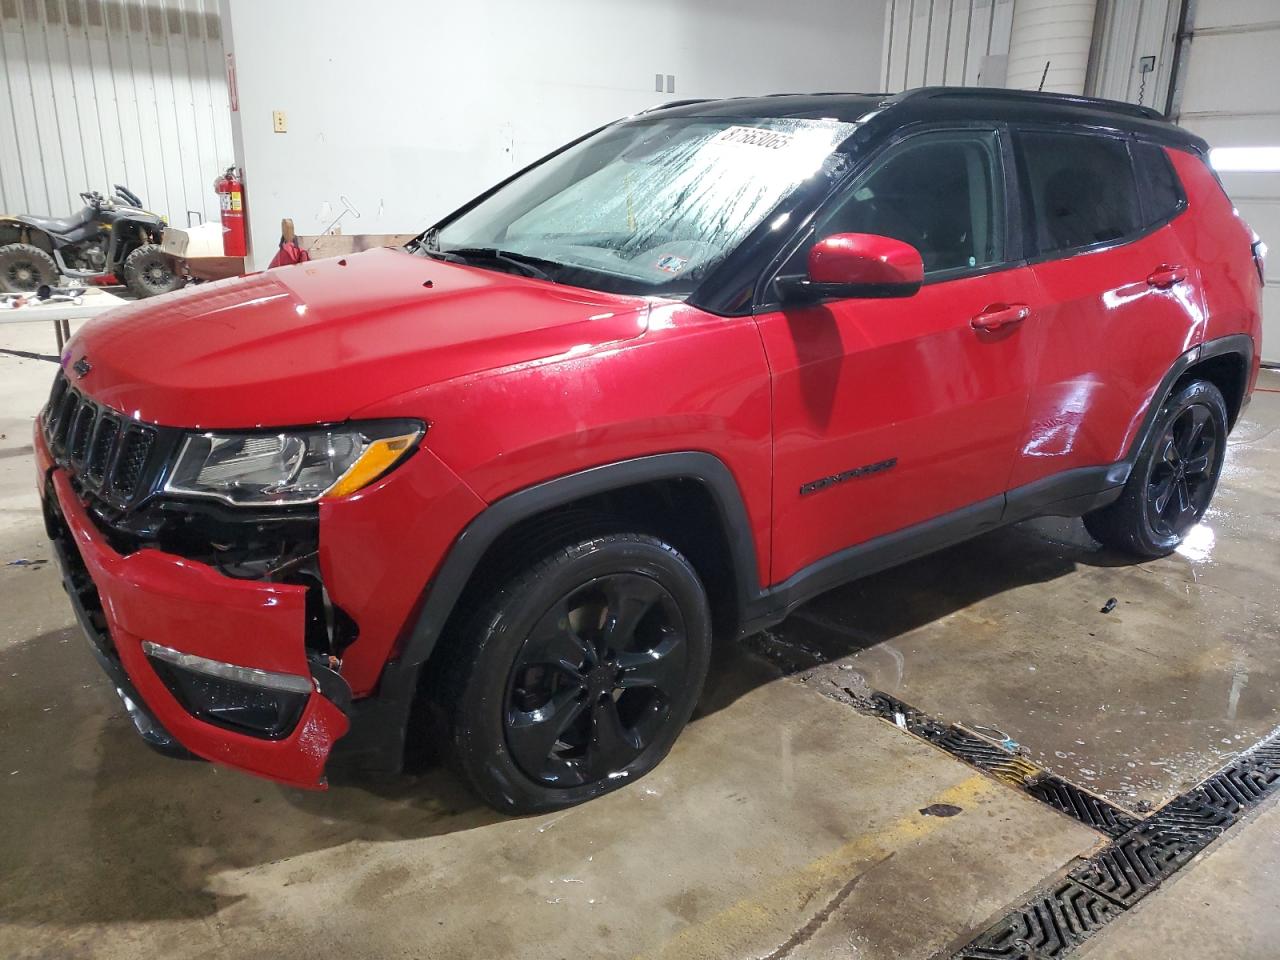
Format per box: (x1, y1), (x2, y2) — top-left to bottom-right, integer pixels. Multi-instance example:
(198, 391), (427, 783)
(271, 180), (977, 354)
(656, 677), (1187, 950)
(295, 234), (416, 259)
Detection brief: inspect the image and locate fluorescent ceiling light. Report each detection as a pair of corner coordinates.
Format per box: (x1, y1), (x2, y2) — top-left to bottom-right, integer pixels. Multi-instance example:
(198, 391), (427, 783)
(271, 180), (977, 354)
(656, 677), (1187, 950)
(1210, 146), (1280, 172)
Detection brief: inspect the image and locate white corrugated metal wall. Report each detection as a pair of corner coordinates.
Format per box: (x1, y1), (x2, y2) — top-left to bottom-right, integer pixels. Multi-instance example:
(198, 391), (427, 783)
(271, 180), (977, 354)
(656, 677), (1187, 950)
(881, 0), (1017, 91)
(1085, 0), (1180, 110)
(1004, 0), (1097, 94)
(0, 0), (231, 227)
(882, 0), (1110, 95)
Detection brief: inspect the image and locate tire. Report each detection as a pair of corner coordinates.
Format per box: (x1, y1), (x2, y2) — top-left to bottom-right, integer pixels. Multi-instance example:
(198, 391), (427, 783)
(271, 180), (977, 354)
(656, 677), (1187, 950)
(1084, 379), (1229, 558)
(122, 243), (183, 298)
(447, 532), (712, 814)
(0, 242), (58, 293)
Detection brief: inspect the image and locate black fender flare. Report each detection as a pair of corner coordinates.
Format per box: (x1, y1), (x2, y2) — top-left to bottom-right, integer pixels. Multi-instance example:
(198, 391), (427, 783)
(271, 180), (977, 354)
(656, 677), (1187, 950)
(333, 451), (761, 773)
(1124, 333), (1255, 471)
(0, 216), (52, 248)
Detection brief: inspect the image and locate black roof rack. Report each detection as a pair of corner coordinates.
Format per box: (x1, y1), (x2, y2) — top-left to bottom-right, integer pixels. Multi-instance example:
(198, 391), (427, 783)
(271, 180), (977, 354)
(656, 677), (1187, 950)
(638, 99), (716, 114)
(624, 86), (1201, 152)
(895, 86), (1165, 122)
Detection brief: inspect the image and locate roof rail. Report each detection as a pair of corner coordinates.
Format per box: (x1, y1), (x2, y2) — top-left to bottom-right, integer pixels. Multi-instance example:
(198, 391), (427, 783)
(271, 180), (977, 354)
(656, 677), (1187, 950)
(640, 92), (889, 111)
(895, 86), (1165, 122)
(637, 99), (715, 114)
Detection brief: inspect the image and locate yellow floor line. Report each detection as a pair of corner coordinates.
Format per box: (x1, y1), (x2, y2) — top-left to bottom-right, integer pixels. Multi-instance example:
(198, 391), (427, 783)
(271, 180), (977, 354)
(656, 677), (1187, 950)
(634, 774), (999, 960)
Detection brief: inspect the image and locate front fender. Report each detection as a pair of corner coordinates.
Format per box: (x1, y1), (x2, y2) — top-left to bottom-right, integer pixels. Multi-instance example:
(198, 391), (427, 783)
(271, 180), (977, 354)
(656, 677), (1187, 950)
(0, 215), (52, 241)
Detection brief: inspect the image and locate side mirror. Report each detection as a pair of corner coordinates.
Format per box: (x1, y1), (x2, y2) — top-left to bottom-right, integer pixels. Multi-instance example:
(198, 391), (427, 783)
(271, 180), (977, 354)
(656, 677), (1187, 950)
(779, 233), (924, 302)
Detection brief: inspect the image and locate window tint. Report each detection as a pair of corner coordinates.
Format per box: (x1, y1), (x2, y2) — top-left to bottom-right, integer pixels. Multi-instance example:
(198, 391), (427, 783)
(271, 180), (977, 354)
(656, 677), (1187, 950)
(1019, 132), (1141, 254)
(1133, 141), (1185, 224)
(809, 130), (1006, 275)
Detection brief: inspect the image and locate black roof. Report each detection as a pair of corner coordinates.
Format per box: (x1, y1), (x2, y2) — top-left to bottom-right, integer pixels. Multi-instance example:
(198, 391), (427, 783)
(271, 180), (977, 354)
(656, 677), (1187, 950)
(646, 87), (1206, 153)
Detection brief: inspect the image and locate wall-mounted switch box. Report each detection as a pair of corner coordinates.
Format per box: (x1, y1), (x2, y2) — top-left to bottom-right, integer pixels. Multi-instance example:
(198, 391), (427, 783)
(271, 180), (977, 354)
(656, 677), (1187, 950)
(666, 74), (675, 93)
(273, 110), (288, 133)
(1139, 55), (1156, 74)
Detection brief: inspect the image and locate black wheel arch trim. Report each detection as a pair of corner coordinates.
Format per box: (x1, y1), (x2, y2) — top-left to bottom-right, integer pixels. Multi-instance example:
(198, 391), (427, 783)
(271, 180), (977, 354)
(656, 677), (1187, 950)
(1124, 333), (1254, 468)
(401, 451), (761, 673)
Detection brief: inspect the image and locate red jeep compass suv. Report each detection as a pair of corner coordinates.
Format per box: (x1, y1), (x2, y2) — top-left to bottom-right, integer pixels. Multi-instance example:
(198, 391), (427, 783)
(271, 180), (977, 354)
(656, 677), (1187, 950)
(37, 88), (1263, 812)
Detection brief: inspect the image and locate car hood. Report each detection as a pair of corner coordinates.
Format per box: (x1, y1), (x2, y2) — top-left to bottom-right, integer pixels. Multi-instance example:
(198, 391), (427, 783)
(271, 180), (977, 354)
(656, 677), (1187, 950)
(64, 247), (652, 428)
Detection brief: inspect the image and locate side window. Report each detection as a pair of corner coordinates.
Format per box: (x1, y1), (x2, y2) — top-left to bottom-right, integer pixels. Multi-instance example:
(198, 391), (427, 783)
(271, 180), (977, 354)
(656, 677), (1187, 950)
(1019, 131), (1142, 254)
(1133, 140), (1186, 224)
(807, 130), (1006, 276)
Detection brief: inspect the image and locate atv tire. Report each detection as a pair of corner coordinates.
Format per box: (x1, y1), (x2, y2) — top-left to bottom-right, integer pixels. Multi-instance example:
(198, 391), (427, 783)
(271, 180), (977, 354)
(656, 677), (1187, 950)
(0, 243), (58, 293)
(122, 243), (183, 298)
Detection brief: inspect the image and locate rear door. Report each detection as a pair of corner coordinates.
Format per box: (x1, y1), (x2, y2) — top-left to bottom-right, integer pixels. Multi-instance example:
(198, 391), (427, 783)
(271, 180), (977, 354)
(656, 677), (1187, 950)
(755, 126), (1041, 585)
(1007, 129), (1204, 493)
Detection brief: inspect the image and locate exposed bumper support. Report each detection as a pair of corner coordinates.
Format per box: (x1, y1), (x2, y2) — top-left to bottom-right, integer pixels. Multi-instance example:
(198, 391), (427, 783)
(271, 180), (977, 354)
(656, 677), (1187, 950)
(39, 422), (352, 788)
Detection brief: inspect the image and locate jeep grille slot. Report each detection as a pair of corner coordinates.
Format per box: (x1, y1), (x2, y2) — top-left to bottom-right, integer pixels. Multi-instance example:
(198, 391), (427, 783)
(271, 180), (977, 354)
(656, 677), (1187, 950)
(86, 416), (119, 484)
(112, 427), (155, 499)
(42, 370), (166, 509)
(68, 402), (97, 465)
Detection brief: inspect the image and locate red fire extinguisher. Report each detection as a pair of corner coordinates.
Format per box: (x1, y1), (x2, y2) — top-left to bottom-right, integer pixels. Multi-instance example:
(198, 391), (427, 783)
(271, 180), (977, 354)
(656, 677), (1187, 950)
(214, 166), (247, 257)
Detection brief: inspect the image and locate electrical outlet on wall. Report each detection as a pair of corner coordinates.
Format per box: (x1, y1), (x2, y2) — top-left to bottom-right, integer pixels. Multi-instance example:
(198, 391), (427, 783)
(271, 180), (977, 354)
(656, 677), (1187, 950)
(272, 110), (288, 133)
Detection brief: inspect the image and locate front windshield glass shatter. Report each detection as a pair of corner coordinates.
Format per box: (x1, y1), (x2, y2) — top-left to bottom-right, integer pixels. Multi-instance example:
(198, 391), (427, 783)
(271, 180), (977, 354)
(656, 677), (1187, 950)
(431, 116), (856, 296)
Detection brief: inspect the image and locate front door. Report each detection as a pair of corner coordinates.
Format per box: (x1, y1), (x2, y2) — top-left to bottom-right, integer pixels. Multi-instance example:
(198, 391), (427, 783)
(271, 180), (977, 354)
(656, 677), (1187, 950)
(755, 127), (1041, 585)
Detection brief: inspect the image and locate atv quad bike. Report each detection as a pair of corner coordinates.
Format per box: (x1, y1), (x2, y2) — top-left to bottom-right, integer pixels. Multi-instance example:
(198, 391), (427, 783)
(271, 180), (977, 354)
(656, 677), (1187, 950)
(0, 185), (184, 298)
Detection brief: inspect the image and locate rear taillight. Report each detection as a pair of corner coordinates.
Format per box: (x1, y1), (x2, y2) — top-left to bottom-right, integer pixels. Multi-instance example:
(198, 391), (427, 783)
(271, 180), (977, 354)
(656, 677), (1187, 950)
(1252, 237), (1267, 286)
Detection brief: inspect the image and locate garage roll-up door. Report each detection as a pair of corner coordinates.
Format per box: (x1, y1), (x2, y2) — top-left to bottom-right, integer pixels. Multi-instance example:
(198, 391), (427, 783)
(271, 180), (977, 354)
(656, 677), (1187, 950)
(1178, 0), (1280, 363)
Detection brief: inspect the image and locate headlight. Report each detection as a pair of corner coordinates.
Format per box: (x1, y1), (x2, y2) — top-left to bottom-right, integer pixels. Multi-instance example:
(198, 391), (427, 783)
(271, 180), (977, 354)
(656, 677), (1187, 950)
(163, 420), (423, 506)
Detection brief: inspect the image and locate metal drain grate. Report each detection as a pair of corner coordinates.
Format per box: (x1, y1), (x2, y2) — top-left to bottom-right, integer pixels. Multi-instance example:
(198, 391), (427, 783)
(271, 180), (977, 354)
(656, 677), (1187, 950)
(952, 721), (1280, 959)
(1068, 830), (1195, 906)
(955, 880), (1124, 959)
(1025, 777), (1141, 838)
(858, 691), (1137, 835)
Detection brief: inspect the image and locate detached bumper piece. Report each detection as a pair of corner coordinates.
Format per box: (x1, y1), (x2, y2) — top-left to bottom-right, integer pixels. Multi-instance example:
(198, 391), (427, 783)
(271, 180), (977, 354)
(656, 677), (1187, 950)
(54, 522), (195, 760)
(41, 451), (353, 789)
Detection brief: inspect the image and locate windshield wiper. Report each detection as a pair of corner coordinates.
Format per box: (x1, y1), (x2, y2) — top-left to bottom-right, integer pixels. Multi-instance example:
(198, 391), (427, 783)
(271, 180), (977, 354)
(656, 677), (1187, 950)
(428, 247), (557, 282)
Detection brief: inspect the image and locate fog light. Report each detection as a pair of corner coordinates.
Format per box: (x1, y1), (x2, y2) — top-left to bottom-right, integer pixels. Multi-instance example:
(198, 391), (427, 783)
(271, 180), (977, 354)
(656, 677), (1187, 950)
(143, 642), (311, 739)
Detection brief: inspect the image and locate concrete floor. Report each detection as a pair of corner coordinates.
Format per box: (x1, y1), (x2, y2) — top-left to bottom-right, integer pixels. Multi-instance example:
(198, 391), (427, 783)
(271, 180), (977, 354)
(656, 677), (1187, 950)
(2, 316), (1278, 959)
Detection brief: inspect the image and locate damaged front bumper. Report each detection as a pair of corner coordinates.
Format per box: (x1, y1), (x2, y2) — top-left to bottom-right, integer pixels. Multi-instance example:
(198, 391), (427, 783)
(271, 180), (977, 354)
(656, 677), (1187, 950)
(38, 429), (352, 789)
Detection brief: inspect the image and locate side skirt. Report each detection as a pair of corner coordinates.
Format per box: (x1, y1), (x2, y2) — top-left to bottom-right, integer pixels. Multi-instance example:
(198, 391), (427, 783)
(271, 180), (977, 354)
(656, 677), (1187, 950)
(739, 463), (1127, 637)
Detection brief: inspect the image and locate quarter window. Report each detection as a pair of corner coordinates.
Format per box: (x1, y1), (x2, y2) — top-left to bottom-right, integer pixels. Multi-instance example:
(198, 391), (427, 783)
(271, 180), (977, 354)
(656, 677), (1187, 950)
(1019, 131), (1142, 254)
(806, 130), (1006, 276)
(1134, 141), (1185, 224)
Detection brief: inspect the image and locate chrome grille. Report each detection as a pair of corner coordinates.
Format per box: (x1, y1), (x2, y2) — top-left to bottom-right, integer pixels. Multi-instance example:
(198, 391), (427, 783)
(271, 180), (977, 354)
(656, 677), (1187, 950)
(43, 370), (163, 507)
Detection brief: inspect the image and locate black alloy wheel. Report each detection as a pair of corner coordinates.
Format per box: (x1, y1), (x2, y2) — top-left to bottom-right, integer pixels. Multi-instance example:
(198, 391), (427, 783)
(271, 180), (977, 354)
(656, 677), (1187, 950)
(1084, 379), (1229, 557)
(1145, 402), (1219, 539)
(445, 531), (712, 813)
(505, 573), (689, 787)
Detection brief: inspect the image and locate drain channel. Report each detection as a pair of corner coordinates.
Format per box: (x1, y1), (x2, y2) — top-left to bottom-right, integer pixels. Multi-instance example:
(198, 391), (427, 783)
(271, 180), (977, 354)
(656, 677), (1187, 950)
(856, 691), (1141, 838)
(829, 685), (1280, 959)
(952, 729), (1280, 959)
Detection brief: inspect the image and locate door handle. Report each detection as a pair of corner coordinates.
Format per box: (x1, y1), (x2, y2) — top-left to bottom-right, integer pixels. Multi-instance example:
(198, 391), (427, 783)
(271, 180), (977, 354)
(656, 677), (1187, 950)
(1147, 265), (1187, 289)
(970, 303), (1030, 332)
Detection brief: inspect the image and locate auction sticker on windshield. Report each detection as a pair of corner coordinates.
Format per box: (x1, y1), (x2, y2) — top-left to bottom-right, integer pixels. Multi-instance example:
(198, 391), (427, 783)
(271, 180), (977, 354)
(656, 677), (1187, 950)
(711, 126), (796, 150)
